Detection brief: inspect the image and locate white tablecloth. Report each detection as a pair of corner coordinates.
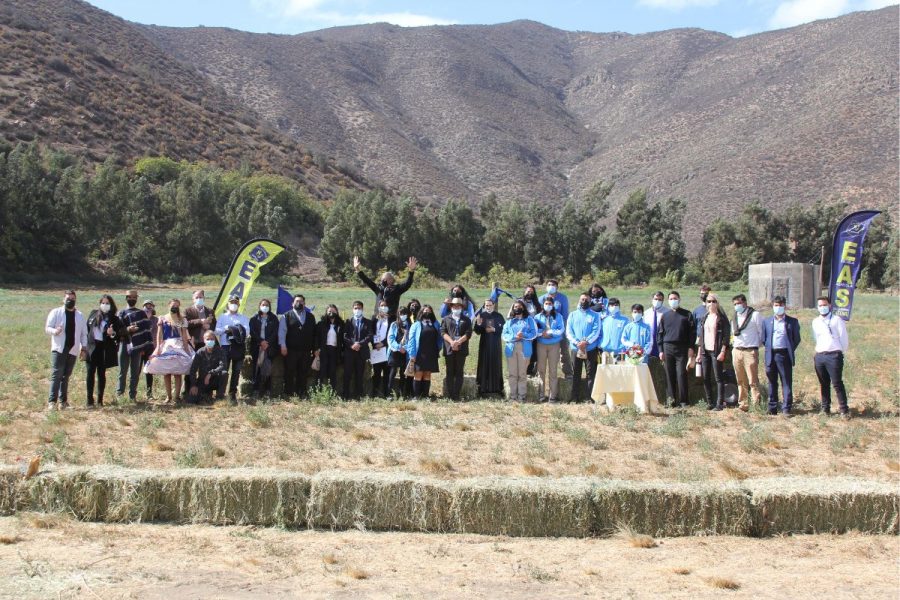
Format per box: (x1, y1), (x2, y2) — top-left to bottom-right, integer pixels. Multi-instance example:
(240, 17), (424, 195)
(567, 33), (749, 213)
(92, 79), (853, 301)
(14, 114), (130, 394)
(591, 363), (660, 413)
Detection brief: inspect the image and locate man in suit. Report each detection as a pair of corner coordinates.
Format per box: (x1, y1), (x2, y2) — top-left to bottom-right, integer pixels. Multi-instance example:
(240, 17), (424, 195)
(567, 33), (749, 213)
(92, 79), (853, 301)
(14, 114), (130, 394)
(441, 297), (473, 401)
(279, 294), (317, 399)
(761, 295), (802, 416)
(184, 289), (216, 395)
(343, 300), (373, 399)
(45, 290), (88, 410)
(657, 290), (696, 408)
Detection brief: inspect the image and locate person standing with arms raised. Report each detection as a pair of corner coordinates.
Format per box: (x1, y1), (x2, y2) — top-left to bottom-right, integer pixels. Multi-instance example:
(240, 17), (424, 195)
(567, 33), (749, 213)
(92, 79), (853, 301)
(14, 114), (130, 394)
(353, 256), (418, 322)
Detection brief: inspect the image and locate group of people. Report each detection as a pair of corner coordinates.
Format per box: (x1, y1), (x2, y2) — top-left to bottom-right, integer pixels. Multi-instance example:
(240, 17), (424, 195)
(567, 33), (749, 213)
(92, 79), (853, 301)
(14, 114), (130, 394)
(44, 265), (852, 417)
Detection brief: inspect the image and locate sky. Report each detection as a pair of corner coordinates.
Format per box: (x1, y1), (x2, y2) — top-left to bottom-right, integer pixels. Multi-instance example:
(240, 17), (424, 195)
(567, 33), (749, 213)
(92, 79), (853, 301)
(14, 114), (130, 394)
(84, 0), (897, 37)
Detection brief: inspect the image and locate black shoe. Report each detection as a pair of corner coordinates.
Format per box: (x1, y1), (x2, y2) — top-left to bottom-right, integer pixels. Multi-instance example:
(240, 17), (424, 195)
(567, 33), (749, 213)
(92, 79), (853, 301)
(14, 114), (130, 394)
(714, 404), (725, 411)
(707, 404), (717, 410)
(767, 410), (777, 416)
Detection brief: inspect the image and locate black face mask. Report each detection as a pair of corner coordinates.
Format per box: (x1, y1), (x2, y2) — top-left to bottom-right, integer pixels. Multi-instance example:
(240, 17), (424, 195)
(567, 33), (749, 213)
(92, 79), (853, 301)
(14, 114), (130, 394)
(580, 301), (590, 310)
(421, 312), (433, 320)
(126, 299), (137, 307)
(170, 306), (180, 314)
(327, 312), (336, 319)
(513, 307), (524, 316)
(700, 293), (709, 303)
(64, 299), (76, 309)
(294, 303), (303, 311)
(524, 292), (535, 300)
(410, 306), (420, 315)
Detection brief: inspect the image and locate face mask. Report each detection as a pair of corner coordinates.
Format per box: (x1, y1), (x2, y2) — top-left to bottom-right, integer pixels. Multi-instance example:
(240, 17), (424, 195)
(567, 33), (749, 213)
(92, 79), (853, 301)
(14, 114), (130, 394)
(513, 307), (524, 316)
(194, 298), (204, 307)
(700, 293), (709, 303)
(817, 305), (830, 316)
(421, 312), (433, 320)
(524, 292), (535, 300)
(400, 315), (408, 323)
(483, 306), (494, 314)
(652, 299), (662, 310)
(64, 299), (76, 309)
(353, 308), (363, 318)
(100, 303), (110, 313)
(773, 305), (785, 316)
(632, 312), (643, 322)
(609, 306), (620, 315)
(205, 339), (216, 349)
(379, 306), (389, 314)
(734, 304), (746, 314)
(669, 299), (680, 309)
(228, 303), (239, 313)
(543, 304), (553, 313)
(170, 306), (180, 314)
(452, 291), (462, 298)
(410, 306), (420, 315)
(547, 285), (557, 295)
(452, 308), (462, 317)
(126, 298), (136, 307)
(294, 302), (304, 311)
(260, 305), (270, 314)
(327, 312), (336, 319)
(144, 307), (154, 315)
(579, 301), (590, 310)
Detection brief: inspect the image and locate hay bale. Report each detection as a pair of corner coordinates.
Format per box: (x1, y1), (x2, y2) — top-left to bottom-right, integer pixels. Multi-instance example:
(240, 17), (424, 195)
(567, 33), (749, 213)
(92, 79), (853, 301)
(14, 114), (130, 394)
(155, 468), (309, 527)
(450, 477), (595, 537)
(591, 480), (752, 537)
(745, 477), (900, 535)
(0, 467), (21, 515)
(461, 375), (479, 400)
(307, 470), (453, 532)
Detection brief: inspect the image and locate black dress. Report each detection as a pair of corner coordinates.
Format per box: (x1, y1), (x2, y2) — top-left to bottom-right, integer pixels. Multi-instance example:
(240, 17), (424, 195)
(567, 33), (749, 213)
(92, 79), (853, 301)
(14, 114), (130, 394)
(474, 312), (505, 395)
(415, 319), (440, 373)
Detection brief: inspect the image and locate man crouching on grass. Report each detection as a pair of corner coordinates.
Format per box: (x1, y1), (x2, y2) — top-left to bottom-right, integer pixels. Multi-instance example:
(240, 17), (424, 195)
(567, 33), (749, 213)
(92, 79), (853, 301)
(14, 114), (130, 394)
(188, 331), (226, 404)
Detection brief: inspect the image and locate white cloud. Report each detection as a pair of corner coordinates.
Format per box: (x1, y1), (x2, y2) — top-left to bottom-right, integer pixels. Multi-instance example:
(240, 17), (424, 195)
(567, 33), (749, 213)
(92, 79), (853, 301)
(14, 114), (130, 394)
(766, 0), (895, 29)
(250, 0), (456, 27)
(637, 0), (719, 9)
(860, 0), (898, 8)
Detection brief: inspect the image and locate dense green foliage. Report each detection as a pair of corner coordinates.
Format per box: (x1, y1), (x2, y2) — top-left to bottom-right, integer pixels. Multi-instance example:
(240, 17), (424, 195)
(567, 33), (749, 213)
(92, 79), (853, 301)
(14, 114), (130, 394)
(0, 143), (321, 279)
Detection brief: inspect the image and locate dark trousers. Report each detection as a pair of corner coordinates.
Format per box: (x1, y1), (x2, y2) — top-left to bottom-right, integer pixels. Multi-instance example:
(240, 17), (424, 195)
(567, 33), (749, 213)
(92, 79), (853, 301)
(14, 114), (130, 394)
(343, 349), (366, 399)
(218, 355), (242, 397)
(117, 344), (142, 399)
(765, 349), (793, 413)
(318, 346), (339, 391)
(701, 352), (725, 408)
(663, 343), (690, 405)
(444, 353), (466, 400)
(141, 354), (154, 395)
(388, 366), (410, 397)
(284, 348), (311, 398)
(371, 361), (390, 397)
(86, 346), (107, 405)
(570, 348), (598, 402)
(188, 373), (223, 403)
(814, 352), (848, 413)
(49, 351), (77, 404)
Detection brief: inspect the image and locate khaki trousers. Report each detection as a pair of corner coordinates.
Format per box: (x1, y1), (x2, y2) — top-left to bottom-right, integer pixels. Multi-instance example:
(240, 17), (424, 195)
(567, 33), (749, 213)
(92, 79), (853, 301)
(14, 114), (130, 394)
(733, 347), (761, 408)
(507, 345), (529, 401)
(536, 342), (560, 400)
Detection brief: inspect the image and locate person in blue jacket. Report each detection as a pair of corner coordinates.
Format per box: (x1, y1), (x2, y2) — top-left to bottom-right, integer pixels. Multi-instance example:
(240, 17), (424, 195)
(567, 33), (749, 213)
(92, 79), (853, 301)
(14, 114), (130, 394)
(600, 298), (630, 362)
(761, 295), (802, 415)
(387, 306), (412, 397)
(501, 300), (538, 402)
(533, 296), (564, 403)
(439, 284), (476, 320)
(565, 293), (602, 403)
(539, 278), (573, 378)
(621, 304), (653, 363)
(406, 304), (443, 400)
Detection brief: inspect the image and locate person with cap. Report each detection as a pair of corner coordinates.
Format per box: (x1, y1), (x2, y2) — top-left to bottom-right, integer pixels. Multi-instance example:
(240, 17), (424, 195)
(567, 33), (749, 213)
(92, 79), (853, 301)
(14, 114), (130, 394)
(731, 293), (763, 411)
(565, 292), (602, 403)
(84, 294), (124, 408)
(440, 296), (473, 401)
(697, 293), (732, 411)
(761, 295), (801, 416)
(502, 299), (539, 402)
(473, 298), (506, 398)
(116, 289), (153, 403)
(600, 297), (629, 362)
(621, 304), (653, 363)
(539, 278), (573, 378)
(533, 295), (564, 403)
(248, 298), (279, 398)
(812, 296), (850, 418)
(141, 299), (159, 400)
(657, 291), (696, 408)
(343, 300), (373, 399)
(353, 256), (418, 322)
(406, 304), (442, 400)
(215, 295), (250, 404)
(45, 290), (88, 411)
(188, 330), (227, 404)
(278, 294), (317, 399)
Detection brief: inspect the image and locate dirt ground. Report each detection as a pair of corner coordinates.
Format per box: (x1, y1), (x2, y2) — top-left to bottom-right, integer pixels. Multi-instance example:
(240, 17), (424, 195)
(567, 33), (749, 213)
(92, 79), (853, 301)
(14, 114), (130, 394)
(3, 399), (898, 483)
(0, 515), (895, 599)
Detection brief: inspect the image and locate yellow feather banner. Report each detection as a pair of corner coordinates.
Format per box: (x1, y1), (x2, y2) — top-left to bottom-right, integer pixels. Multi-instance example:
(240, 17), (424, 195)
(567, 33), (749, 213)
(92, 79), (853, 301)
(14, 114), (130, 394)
(212, 238), (285, 316)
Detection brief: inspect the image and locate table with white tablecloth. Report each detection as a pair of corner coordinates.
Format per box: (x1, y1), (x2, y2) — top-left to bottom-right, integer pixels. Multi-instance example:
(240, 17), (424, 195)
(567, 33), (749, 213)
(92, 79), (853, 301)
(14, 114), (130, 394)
(590, 363), (660, 413)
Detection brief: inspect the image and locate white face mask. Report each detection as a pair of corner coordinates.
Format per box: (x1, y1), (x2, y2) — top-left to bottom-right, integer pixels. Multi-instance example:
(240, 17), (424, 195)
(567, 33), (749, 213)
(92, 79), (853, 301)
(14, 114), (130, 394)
(669, 299), (680, 309)
(379, 305), (389, 314)
(452, 308), (462, 317)
(652, 299), (663, 310)
(543, 304), (553, 313)
(259, 305), (270, 314)
(609, 306), (620, 315)
(400, 315), (408, 323)
(632, 312), (642, 322)
(353, 308), (363, 318)
(228, 303), (239, 313)
(817, 305), (830, 316)
(483, 306), (494, 314)
(194, 297), (204, 307)
(547, 285), (557, 295)
(99, 303), (111, 313)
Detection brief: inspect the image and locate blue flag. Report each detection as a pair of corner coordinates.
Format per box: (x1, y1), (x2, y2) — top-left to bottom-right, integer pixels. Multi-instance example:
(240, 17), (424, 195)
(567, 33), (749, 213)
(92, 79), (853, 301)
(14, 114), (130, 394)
(276, 285), (294, 315)
(828, 210), (880, 321)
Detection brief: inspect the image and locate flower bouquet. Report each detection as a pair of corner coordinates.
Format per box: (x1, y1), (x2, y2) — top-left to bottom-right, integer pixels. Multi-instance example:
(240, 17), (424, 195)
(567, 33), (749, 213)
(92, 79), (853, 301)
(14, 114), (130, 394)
(625, 344), (645, 366)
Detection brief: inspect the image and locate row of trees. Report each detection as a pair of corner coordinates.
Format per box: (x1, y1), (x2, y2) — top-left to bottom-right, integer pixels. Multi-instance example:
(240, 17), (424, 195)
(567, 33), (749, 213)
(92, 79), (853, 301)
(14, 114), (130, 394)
(1, 141), (895, 290)
(0, 143), (320, 278)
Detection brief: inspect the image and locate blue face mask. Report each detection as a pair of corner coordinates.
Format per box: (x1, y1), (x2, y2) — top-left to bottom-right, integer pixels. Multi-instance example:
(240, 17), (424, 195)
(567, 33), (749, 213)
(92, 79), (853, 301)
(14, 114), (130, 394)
(817, 305), (830, 316)
(205, 339), (216, 349)
(669, 299), (680, 309)
(609, 306), (620, 315)
(773, 305), (785, 316)
(632, 313), (642, 322)
(547, 286), (557, 295)
(734, 304), (746, 314)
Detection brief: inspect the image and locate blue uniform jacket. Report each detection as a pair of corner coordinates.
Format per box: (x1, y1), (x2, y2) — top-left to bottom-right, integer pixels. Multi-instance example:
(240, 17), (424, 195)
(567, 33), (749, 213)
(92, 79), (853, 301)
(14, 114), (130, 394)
(621, 320), (653, 361)
(601, 312), (630, 353)
(533, 312), (564, 345)
(406, 319), (442, 359)
(501, 316), (538, 358)
(565, 308), (602, 351)
(538, 292), (569, 320)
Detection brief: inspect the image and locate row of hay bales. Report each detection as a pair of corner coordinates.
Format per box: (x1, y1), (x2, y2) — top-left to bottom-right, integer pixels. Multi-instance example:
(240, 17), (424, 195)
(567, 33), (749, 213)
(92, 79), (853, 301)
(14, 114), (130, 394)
(0, 467), (896, 537)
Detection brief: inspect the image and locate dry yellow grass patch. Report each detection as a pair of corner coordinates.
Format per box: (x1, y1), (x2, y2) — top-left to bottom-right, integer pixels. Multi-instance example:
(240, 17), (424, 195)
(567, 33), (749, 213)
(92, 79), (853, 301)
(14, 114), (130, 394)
(670, 567), (691, 575)
(418, 456), (453, 474)
(886, 460), (899, 472)
(149, 440), (174, 452)
(718, 460), (749, 480)
(322, 553), (339, 565)
(511, 427), (533, 437)
(522, 463), (549, 477)
(395, 403), (417, 412)
(0, 535), (22, 544)
(706, 576), (740, 590)
(343, 566), (369, 580)
(116, 417), (131, 427)
(351, 429), (375, 441)
(21, 513), (68, 529)
(452, 422), (472, 431)
(615, 523), (657, 548)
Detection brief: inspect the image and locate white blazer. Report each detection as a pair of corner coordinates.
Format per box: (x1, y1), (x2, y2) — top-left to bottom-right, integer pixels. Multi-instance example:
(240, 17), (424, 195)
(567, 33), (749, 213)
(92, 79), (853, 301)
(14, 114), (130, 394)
(45, 307), (88, 355)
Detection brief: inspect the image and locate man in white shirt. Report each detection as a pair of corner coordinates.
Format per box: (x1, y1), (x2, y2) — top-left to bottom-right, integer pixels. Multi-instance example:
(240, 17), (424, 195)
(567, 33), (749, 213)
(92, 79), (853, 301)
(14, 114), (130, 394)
(642, 291), (671, 360)
(45, 290), (88, 410)
(731, 293), (764, 411)
(812, 296), (850, 418)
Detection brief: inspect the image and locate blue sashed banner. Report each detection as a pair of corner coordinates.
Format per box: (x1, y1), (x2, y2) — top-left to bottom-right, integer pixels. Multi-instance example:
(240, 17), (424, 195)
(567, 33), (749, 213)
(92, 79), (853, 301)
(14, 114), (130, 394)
(828, 210), (880, 321)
